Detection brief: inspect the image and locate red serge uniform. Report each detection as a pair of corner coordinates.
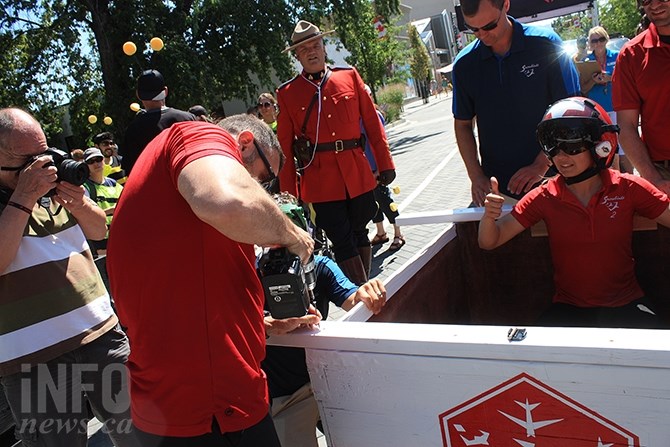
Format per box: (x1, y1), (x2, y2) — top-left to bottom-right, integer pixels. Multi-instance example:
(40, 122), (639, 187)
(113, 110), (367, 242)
(511, 169), (668, 308)
(276, 66), (394, 203)
(107, 122), (269, 437)
(612, 23), (670, 160)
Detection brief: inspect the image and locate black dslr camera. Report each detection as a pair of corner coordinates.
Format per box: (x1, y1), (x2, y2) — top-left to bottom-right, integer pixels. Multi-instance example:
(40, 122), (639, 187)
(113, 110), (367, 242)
(258, 248), (316, 319)
(42, 148), (90, 196)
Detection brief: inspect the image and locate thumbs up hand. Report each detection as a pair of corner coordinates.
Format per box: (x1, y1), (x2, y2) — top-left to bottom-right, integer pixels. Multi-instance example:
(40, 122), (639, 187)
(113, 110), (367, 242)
(483, 177), (505, 220)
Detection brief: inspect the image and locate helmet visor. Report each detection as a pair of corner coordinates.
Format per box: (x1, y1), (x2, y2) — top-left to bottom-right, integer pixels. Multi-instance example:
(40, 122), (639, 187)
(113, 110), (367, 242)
(537, 117), (602, 152)
(544, 141), (593, 158)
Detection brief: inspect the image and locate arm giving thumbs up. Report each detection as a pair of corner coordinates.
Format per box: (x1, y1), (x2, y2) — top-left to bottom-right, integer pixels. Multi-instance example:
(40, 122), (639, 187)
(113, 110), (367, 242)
(478, 177), (525, 250)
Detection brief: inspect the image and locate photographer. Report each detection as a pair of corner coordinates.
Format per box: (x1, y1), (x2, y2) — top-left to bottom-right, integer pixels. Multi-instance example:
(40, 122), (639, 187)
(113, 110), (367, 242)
(0, 108), (136, 446)
(107, 115), (317, 446)
(262, 195), (386, 447)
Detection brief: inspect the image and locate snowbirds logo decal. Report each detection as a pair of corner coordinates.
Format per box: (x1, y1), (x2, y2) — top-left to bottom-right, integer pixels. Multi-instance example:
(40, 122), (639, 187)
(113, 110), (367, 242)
(439, 373), (639, 446)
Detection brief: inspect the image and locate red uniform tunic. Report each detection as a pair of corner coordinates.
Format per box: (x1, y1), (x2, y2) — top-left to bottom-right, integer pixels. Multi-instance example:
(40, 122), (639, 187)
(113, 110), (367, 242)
(276, 66), (394, 202)
(612, 23), (670, 160)
(107, 122), (269, 437)
(511, 170), (668, 308)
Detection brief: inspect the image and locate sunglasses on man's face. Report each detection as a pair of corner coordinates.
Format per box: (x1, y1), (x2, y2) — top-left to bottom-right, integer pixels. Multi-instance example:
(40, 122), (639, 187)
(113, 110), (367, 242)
(639, 0), (669, 7)
(464, 9), (504, 34)
(590, 36), (607, 44)
(253, 140), (279, 194)
(258, 102), (274, 109)
(544, 141), (591, 159)
(86, 157), (104, 165)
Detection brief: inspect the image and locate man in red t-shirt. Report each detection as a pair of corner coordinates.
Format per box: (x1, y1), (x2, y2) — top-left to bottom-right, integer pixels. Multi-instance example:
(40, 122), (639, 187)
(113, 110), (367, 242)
(612, 0), (670, 195)
(107, 115), (319, 445)
(479, 97), (670, 328)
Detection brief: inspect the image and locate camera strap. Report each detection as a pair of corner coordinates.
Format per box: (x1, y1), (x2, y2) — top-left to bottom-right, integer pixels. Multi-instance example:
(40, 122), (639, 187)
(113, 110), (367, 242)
(299, 69), (331, 139)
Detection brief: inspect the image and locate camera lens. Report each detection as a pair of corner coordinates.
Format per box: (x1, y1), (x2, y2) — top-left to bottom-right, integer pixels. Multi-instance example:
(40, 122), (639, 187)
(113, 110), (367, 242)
(57, 159), (90, 186)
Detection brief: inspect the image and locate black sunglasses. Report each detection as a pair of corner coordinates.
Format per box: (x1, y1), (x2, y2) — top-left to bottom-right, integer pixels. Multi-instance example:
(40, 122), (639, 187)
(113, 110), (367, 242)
(464, 9), (504, 33)
(639, 0), (669, 6)
(590, 36), (607, 44)
(253, 140), (279, 194)
(544, 141), (592, 159)
(258, 102), (274, 108)
(86, 157), (104, 165)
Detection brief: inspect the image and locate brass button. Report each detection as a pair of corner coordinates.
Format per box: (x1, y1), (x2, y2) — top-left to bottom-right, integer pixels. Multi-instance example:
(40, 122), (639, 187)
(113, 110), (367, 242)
(332, 132), (336, 136)
(345, 96), (349, 99)
(301, 107), (305, 111)
(323, 97), (327, 101)
(328, 114), (332, 118)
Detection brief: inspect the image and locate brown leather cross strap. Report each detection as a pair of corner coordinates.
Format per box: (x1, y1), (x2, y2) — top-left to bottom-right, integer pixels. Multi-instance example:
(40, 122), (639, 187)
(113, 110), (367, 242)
(313, 138), (362, 153)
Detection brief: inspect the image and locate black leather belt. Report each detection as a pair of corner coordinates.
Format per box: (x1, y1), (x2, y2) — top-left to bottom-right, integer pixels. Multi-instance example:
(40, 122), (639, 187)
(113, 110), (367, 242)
(314, 138), (362, 153)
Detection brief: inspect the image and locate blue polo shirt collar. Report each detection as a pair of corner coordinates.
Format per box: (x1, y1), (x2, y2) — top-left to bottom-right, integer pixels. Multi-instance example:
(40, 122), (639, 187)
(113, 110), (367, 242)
(477, 16), (524, 61)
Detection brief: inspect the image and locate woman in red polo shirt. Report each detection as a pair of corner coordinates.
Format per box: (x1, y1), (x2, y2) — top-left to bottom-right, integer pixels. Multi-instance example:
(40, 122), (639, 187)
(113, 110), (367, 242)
(479, 97), (670, 328)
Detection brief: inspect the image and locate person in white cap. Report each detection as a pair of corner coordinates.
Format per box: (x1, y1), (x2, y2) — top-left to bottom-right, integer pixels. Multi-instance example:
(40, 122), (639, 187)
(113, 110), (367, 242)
(122, 69), (196, 175)
(276, 20), (396, 285)
(82, 147), (124, 257)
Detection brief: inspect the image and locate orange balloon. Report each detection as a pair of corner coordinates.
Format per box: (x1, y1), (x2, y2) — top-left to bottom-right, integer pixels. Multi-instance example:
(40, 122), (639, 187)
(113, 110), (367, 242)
(150, 37), (164, 51)
(123, 41), (137, 56)
(392, 186), (401, 194)
(389, 203), (398, 212)
(103, 116), (113, 125)
(88, 115), (97, 124)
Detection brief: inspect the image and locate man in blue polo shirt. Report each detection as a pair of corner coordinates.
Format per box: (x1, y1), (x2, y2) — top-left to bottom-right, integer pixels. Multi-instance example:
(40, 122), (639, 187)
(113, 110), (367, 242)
(453, 0), (580, 204)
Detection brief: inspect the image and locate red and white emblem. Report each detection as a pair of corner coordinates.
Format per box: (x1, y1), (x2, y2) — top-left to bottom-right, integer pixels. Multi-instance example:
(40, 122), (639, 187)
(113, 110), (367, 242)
(439, 373), (639, 446)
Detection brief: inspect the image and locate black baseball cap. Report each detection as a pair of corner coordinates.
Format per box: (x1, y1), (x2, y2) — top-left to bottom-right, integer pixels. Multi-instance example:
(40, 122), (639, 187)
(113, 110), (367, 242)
(137, 69), (166, 101)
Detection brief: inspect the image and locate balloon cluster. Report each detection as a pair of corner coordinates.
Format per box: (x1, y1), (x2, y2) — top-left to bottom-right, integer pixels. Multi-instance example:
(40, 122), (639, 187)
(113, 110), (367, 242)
(122, 37), (164, 56)
(87, 115), (113, 126)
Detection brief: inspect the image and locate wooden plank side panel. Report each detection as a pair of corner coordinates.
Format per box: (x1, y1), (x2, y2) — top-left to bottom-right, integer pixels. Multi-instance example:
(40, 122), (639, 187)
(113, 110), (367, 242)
(307, 348), (670, 446)
(369, 235), (468, 324)
(455, 221), (554, 325)
(388, 210), (670, 327)
(633, 225), (670, 325)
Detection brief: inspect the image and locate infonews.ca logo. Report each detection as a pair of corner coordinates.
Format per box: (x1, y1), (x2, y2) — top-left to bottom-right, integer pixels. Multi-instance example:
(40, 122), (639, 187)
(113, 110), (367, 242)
(16, 363), (132, 436)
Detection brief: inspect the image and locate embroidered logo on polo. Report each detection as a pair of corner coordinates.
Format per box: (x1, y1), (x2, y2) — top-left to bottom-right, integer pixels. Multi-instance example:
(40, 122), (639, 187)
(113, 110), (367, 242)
(602, 195), (624, 219)
(520, 63), (540, 78)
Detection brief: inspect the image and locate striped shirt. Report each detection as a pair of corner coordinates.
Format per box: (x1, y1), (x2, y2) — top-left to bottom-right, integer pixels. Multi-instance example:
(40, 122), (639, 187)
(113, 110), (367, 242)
(0, 200), (117, 375)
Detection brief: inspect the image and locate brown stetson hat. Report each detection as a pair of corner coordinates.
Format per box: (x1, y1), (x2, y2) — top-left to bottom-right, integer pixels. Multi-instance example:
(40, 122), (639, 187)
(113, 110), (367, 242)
(283, 20), (335, 53)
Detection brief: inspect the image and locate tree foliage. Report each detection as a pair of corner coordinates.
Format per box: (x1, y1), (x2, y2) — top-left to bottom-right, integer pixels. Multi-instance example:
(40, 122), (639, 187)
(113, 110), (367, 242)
(598, 0), (641, 39)
(329, 0), (404, 97)
(551, 0), (642, 41)
(551, 12), (593, 39)
(0, 0), (403, 149)
(408, 24), (430, 82)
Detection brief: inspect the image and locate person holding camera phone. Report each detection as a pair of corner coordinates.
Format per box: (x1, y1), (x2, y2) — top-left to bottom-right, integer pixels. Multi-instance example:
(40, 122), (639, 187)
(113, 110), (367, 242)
(262, 194), (386, 447)
(107, 115), (317, 446)
(276, 20), (396, 286)
(0, 108), (138, 446)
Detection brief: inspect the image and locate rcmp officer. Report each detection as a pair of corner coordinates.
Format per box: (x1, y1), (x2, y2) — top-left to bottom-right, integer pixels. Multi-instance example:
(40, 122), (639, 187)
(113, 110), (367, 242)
(276, 20), (396, 285)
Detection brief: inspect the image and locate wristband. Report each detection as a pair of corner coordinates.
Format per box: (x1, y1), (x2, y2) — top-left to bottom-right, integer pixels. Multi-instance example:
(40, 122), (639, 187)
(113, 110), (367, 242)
(7, 201), (32, 215)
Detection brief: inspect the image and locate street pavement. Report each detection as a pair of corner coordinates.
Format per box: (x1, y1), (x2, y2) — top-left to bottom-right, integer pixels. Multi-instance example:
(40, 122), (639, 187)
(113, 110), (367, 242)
(327, 93), (472, 321)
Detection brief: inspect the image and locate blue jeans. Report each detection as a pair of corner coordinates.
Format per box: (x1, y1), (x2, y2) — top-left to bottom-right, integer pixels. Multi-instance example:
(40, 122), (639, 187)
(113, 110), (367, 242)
(1, 325), (140, 447)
